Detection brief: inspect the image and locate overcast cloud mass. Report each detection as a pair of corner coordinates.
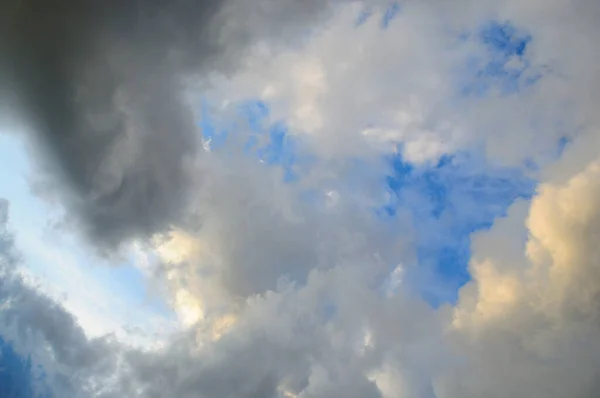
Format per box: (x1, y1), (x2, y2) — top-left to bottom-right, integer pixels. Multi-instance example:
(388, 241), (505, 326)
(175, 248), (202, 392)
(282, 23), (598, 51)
(1, 0), (600, 397)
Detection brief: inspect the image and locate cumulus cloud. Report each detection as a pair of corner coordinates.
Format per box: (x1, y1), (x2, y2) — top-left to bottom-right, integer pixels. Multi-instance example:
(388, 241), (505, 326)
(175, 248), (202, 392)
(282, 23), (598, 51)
(443, 157), (600, 397)
(149, 146), (411, 324)
(3, 140), (600, 397)
(1, 0), (600, 397)
(202, 0), (599, 171)
(201, 2), (468, 162)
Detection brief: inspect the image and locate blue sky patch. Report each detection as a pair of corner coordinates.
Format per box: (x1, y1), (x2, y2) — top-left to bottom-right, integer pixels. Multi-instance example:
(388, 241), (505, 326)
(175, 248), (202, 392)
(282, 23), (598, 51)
(381, 3), (401, 29)
(355, 7), (373, 27)
(202, 99), (315, 183)
(461, 20), (538, 96)
(256, 122), (300, 182)
(480, 21), (531, 57)
(383, 152), (535, 305)
(0, 337), (52, 398)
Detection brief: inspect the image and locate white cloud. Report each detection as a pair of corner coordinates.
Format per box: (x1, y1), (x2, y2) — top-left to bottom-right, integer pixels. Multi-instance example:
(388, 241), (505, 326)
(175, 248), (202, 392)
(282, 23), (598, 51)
(200, 0), (600, 172)
(438, 153), (600, 397)
(201, 3), (469, 163)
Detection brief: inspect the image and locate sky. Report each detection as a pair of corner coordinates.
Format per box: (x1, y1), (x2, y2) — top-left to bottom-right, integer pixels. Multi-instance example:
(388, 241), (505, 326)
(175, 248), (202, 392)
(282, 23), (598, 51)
(0, 0), (600, 397)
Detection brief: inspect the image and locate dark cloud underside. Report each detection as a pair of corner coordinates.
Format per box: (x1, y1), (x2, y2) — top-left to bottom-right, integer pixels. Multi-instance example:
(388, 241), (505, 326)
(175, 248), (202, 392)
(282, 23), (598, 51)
(1, 0), (242, 250)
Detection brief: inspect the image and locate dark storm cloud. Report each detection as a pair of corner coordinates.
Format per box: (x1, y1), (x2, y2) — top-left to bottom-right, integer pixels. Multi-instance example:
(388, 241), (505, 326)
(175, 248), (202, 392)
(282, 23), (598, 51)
(0, 0), (332, 251)
(0, 0), (230, 250)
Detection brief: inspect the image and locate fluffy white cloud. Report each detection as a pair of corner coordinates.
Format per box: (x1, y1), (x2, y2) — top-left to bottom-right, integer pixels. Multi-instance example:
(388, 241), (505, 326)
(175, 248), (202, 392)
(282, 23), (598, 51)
(201, 0), (599, 171)
(201, 2), (469, 163)
(149, 147), (411, 328)
(441, 154), (600, 397)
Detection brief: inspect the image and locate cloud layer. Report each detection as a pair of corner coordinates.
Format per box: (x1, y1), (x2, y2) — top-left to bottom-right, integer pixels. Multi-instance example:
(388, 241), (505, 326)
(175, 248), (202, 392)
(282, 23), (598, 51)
(1, 0), (599, 397)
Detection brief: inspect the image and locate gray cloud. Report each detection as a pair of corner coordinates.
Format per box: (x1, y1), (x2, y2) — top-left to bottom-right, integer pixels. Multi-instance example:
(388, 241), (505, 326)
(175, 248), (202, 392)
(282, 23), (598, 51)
(1, 0), (215, 250)
(0, 197), (398, 397)
(0, 198), (117, 397)
(0, 198), (19, 268)
(153, 151), (410, 315)
(2, 1), (600, 397)
(0, 0), (335, 252)
(3, 148), (600, 398)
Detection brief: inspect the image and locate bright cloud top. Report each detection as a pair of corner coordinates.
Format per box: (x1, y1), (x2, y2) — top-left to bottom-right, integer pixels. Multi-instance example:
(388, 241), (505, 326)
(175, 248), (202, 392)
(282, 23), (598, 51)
(0, 0), (599, 397)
